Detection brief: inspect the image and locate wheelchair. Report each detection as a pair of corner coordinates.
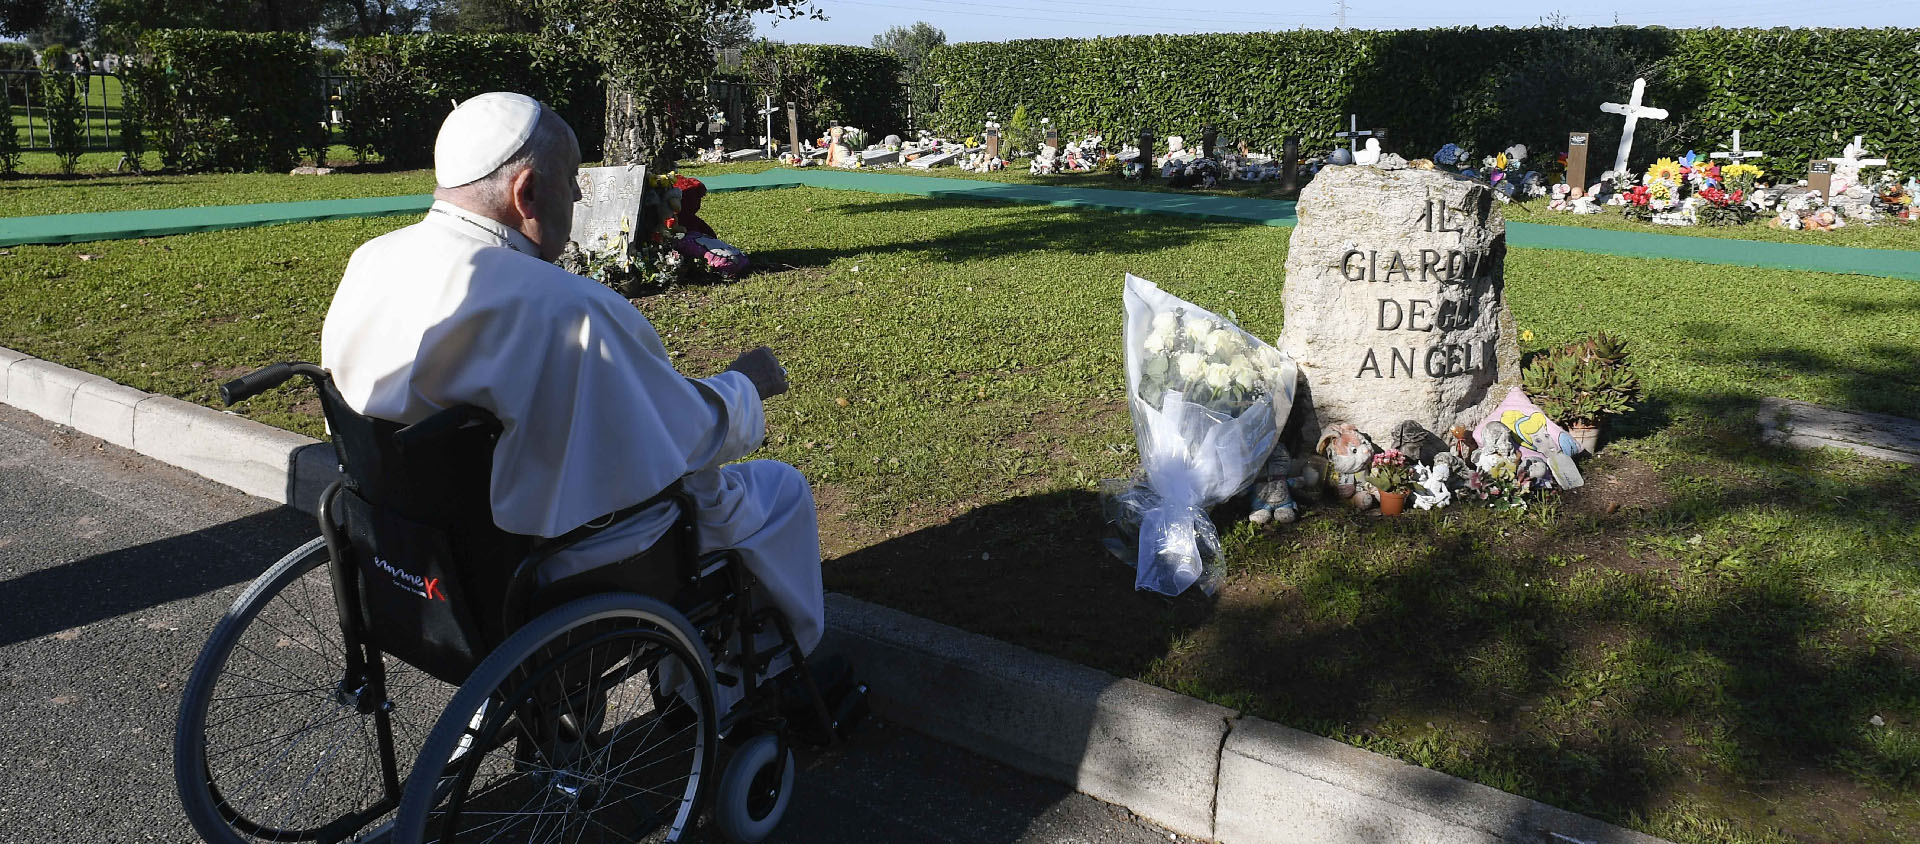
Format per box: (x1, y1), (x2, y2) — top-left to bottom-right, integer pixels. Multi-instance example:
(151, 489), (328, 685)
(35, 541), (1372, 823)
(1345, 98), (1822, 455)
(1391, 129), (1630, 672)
(172, 362), (864, 844)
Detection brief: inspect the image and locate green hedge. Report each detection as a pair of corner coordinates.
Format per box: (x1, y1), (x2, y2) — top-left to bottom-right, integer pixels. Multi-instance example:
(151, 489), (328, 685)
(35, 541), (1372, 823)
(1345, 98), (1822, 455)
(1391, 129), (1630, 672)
(741, 44), (906, 141)
(341, 34), (605, 169)
(924, 28), (1920, 174)
(128, 30), (321, 172)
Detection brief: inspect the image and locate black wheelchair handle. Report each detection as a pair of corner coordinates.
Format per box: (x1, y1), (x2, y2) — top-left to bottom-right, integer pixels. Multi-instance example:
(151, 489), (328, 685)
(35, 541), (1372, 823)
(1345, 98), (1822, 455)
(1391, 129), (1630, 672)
(219, 363), (296, 406)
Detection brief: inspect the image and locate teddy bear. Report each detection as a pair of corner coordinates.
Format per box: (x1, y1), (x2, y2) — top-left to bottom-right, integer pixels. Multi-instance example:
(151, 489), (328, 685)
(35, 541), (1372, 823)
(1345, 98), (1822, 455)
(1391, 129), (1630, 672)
(1317, 423), (1379, 509)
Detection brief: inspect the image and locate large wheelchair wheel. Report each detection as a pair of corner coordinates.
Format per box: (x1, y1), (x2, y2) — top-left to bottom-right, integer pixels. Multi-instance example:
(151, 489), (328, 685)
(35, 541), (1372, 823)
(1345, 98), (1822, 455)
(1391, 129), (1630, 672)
(394, 593), (719, 843)
(174, 537), (455, 844)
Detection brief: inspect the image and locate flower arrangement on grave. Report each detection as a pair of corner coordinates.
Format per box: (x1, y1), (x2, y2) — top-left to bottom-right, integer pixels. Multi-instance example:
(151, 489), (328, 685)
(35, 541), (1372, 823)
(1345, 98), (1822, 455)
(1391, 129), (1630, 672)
(1463, 460), (1533, 511)
(1520, 332), (1640, 449)
(1870, 170), (1915, 221)
(1105, 274), (1299, 596)
(1364, 448), (1414, 516)
(561, 172), (746, 294)
(1721, 162), (1763, 196)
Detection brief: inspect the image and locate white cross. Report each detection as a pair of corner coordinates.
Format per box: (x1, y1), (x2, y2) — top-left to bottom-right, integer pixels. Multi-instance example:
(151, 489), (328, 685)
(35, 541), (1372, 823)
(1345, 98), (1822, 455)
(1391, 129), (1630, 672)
(1709, 129), (1763, 163)
(1333, 114), (1374, 151)
(1830, 135), (1888, 168)
(1599, 78), (1669, 175)
(758, 95), (780, 157)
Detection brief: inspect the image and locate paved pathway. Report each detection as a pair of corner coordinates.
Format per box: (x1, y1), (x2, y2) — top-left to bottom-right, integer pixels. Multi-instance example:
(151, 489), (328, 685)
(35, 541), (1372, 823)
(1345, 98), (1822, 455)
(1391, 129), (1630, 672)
(0, 403), (1189, 843)
(5, 168), (1917, 281)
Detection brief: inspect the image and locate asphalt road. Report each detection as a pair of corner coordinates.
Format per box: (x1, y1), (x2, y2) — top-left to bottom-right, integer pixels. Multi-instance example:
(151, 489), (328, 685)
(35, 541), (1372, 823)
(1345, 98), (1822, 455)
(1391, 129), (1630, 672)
(0, 403), (1189, 844)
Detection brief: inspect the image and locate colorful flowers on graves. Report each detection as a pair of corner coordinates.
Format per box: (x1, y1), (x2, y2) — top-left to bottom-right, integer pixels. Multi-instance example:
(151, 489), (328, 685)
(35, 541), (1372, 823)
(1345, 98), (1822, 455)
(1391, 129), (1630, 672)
(1721, 162), (1762, 195)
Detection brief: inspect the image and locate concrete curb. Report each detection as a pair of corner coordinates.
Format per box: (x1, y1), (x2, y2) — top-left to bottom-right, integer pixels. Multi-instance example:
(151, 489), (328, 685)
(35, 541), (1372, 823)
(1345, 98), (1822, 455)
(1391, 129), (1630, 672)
(2, 345), (1673, 844)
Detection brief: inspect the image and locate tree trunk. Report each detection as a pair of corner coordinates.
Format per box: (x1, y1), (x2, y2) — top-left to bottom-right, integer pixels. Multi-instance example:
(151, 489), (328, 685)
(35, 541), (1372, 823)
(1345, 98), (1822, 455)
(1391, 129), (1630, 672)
(604, 84), (677, 173)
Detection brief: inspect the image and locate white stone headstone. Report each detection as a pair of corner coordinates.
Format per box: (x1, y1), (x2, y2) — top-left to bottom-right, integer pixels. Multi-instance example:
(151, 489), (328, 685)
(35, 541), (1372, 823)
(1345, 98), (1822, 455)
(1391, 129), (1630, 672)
(726, 147), (767, 161)
(861, 148), (901, 166)
(1278, 166), (1521, 444)
(907, 147), (965, 169)
(569, 165), (648, 266)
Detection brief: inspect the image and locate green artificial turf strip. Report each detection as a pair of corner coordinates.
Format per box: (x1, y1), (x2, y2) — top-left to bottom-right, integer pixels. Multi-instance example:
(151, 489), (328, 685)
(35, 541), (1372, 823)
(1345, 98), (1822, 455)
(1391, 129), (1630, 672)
(3, 186), (1917, 843)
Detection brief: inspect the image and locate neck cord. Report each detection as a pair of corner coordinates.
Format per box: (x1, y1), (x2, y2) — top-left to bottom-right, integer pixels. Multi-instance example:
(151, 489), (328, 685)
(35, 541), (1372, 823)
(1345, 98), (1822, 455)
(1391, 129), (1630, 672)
(430, 206), (530, 255)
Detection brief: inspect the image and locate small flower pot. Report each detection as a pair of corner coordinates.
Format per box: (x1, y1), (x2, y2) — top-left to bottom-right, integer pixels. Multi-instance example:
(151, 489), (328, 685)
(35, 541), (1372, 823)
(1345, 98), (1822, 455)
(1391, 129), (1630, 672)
(1568, 423), (1601, 456)
(1377, 490), (1408, 516)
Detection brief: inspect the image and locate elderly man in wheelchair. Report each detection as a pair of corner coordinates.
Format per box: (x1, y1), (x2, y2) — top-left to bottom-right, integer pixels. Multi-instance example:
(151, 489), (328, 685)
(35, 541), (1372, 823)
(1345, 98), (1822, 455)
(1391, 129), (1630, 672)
(171, 93), (864, 844)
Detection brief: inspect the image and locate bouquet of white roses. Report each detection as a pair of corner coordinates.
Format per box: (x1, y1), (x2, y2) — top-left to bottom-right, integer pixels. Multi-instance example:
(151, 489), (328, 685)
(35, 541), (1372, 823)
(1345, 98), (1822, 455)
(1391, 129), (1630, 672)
(1113, 274), (1298, 596)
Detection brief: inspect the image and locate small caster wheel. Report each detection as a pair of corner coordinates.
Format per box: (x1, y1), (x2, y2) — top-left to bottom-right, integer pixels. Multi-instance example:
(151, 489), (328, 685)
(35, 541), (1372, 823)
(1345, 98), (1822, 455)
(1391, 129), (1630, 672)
(714, 732), (794, 843)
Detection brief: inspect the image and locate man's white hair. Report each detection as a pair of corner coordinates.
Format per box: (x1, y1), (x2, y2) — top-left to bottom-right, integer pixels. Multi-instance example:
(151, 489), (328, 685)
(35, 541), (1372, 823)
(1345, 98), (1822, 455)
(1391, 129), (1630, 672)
(440, 107), (580, 211)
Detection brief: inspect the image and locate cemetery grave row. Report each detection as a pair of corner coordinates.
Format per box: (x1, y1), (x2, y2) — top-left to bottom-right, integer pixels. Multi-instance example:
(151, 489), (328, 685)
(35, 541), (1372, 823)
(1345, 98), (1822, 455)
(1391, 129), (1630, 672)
(693, 73), (1915, 234)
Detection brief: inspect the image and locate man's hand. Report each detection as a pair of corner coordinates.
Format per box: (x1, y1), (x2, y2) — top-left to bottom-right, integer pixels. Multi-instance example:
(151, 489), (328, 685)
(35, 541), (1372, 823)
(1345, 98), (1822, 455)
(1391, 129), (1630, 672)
(726, 346), (789, 400)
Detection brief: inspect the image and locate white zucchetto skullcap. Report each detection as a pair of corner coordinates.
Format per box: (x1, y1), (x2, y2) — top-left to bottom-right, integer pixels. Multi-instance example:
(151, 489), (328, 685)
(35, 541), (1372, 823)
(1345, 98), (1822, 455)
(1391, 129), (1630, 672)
(435, 92), (544, 189)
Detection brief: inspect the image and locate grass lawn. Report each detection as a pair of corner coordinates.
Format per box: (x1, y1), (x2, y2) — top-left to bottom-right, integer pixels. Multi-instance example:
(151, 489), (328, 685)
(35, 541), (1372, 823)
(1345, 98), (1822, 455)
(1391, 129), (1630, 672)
(0, 166), (435, 217)
(680, 160), (1920, 253)
(3, 185), (1919, 843)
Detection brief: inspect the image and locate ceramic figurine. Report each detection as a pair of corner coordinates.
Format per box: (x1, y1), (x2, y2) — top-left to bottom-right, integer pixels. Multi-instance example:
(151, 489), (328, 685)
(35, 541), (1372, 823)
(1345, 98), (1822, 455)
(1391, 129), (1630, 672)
(1412, 464), (1452, 510)
(1388, 420), (1435, 463)
(1430, 451), (1468, 482)
(1247, 444), (1301, 526)
(1473, 422), (1520, 475)
(1031, 143), (1059, 176)
(1354, 138), (1383, 166)
(1328, 147), (1355, 166)
(1317, 424), (1379, 509)
(1444, 424), (1476, 465)
(1548, 182), (1572, 211)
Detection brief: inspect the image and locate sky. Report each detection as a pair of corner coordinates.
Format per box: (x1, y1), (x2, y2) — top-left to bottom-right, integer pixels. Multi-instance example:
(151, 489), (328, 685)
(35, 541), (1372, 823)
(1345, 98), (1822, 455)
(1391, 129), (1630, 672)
(751, 0), (1920, 44)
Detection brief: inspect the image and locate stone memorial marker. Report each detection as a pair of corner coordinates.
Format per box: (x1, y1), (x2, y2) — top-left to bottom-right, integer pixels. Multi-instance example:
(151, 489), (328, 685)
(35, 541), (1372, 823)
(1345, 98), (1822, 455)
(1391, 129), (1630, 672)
(1044, 122), (1060, 151)
(726, 147), (767, 161)
(984, 113), (1002, 160)
(1599, 78), (1668, 175)
(1335, 115), (1375, 152)
(1566, 132), (1590, 195)
(1137, 128), (1155, 163)
(1200, 124), (1218, 159)
(569, 165), (648, 267)
(860, 147), (900, 166)
(1807, 160), (1834, 197)
(907, 144), (966, 169)
(1279, 135), (1301, 193)
(785, 102), (801, 156)
(1278, 161), (1521, 444)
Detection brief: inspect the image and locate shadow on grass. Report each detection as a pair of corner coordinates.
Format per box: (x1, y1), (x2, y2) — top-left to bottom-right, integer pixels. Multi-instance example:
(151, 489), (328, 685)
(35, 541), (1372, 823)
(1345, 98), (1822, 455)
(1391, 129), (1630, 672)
(1674, 313), (1920, 419)
(825, 396), (1920, 838)
(751, 196), (1261, 271)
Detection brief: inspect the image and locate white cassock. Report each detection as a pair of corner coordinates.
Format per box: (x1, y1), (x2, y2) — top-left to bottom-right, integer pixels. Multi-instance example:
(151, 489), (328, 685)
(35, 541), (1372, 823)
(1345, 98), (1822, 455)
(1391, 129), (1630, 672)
(321, 201), (825, 668)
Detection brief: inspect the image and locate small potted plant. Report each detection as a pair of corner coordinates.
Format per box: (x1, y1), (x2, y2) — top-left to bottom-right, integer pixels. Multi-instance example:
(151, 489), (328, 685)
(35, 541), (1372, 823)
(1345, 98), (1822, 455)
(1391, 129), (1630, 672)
(1521, 332), (1641, 454)
(1366, 449), (1414, 516)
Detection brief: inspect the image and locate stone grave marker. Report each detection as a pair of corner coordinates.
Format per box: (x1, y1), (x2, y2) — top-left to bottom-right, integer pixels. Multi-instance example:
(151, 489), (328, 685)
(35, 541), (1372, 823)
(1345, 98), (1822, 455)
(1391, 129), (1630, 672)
(861, 146), (900, 166)
(1044, 122), (1060, 151)
(1600, 78), (1668, 175)
(1200, 125), (1218, 159)
(1807, 160), (1834, 196)
(1566, 132), (1590, 194)
(1277, 161), (1520, 445)
(983, 113), (1002, 160)
(784, 102), (801, 154)
(726, 147), (767, 161)
(1279, 135), (1301, 193)
(907, 144), (966, 169)
(569, 165), (648, 266)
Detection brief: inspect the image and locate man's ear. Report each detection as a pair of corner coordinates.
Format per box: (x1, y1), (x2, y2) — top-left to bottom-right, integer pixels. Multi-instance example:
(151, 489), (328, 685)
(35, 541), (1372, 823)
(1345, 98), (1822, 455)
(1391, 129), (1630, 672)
(507, 166), (541, 223)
